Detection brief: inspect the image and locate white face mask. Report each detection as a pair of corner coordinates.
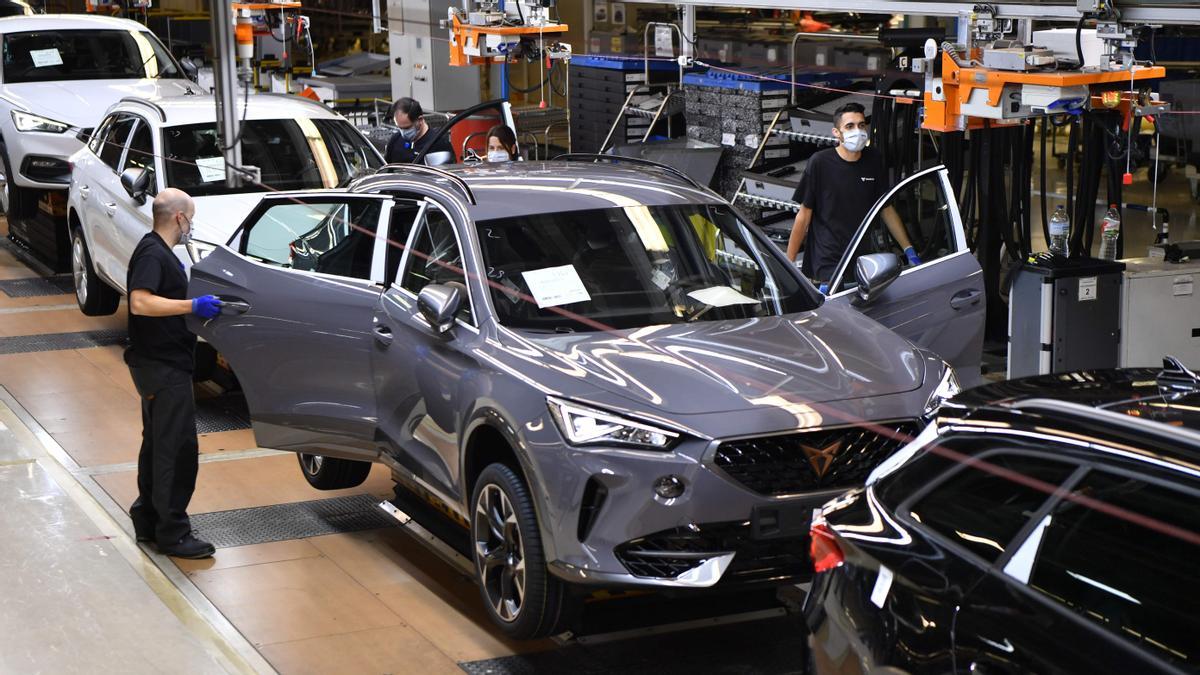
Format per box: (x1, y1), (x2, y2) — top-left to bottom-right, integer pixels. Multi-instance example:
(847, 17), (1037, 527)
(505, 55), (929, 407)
(487, 150), (510, 163)
(840, 128), (869, 153)
(177, 214), (193, 245)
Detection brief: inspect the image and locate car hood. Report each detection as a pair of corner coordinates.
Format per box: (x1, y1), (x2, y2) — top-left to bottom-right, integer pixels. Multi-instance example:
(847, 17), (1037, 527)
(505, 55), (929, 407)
(492, 304), (927, 417)
(3, 79), (195, 127)
(189, 192), (265, 247)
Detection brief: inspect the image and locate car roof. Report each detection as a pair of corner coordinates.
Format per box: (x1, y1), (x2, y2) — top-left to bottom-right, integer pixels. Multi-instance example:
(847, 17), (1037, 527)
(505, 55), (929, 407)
(108, 93), (346, 127)
(937, 367), (1200, 478)
(0, 13), (151, 33)
(352, 161), (724, 220)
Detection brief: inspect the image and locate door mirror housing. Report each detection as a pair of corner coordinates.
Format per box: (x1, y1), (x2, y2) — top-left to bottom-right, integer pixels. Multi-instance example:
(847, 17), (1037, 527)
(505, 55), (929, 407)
(120, 167), (151, 205)
(417, 283), (463, 334)
(180, 57), (200, 82)
(423, 150), (454, 167)
(852, 253), (901, 306)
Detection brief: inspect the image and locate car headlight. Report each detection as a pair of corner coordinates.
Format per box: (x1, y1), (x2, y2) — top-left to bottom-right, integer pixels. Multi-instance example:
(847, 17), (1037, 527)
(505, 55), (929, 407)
(11, 110), (70, 134)
(547, 397), (679, 450)
(924, 365), (961, 417)
(185, 240), (217, 264)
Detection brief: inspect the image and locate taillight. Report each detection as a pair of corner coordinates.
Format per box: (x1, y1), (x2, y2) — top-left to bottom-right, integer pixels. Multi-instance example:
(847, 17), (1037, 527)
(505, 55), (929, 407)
(810, 521), (845, 573)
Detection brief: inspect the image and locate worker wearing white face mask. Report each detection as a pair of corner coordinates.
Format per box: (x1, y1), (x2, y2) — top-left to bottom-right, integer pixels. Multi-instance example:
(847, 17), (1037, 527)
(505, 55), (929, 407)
(786, 102), (919, 290)
(484, 124), (519, 163)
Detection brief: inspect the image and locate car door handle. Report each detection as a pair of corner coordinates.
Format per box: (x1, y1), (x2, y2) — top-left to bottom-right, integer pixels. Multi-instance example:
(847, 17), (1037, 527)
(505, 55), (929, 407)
(950, 289), (983, 310)
(103, 202), (117, 216)
(217, 298), (250, 314)
(373, 325), (394, 346)
(79, 184), (90, 200)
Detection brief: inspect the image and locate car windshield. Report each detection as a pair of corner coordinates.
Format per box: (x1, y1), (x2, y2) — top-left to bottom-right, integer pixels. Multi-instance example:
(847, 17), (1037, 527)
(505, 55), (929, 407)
(476, 204), (820, 331)
(163, 118), (382, 196)
(2, 29), (182, 83)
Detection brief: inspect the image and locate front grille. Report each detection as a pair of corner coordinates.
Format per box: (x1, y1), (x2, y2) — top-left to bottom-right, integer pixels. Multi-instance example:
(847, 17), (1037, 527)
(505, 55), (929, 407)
(615, 522), (811, 583)
(714, 421), (921, 496)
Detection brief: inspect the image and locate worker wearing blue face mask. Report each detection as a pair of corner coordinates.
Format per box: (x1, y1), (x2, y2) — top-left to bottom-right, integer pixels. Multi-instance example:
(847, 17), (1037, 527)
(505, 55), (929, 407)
(786, 102), (920, 290)
(385, 97), (456, 164)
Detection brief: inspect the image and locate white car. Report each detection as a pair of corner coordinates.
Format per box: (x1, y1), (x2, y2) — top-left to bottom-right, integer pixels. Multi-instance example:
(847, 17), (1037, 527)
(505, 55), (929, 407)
(67, 93), (384, 316)
(0, 14), (195, 219)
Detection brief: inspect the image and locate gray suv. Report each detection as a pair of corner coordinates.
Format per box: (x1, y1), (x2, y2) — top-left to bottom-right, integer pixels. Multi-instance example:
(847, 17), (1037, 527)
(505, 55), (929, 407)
(187, 158), (984, 638)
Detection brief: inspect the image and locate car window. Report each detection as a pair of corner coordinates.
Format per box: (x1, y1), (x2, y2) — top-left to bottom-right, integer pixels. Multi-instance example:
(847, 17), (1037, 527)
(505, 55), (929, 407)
(835, 170), (959, 293)
(162, 118), (382, 197)
(908, 452), (1077, 563)
(1027, 470), (1198, 667)
(385, 201), (423, 286)
(2, 29), (181, 84)
(399, 206), (472, 323)
(242, 199), (383, 281)
(89, 115), (116, 155)
(122, 120), (156, 196)
(99, 116), (135, 170)
(475, 204), (818, 332)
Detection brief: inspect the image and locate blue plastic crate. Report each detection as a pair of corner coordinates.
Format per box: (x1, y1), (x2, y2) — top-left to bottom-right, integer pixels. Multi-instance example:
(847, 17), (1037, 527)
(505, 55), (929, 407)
(683, 68), (792, 92)
(571, 55), (682, 72)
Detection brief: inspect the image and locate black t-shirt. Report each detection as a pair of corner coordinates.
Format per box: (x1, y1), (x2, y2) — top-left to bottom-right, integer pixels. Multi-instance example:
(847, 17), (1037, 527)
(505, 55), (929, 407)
(792, 147), (887, 282)
(385, 126), (455, 164)
(125, 232), (196, 373)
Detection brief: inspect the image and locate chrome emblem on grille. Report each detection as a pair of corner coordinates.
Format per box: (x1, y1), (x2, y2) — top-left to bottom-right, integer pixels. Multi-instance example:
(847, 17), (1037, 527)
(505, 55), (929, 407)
(800, 439), (844, 479)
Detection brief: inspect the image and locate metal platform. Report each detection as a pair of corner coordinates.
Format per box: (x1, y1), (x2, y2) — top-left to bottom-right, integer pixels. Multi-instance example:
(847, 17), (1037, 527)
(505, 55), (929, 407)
(194, 393), (251, 434)
(191, 494), (398, 549)
(0, 329), (127, 355)
(0, 275), (74, 298)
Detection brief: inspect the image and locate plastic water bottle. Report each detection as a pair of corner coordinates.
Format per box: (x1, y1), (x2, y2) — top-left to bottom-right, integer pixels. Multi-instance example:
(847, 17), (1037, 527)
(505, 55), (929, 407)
(1048, 205), (1070, 256)
(1098, 205), (1121, 260)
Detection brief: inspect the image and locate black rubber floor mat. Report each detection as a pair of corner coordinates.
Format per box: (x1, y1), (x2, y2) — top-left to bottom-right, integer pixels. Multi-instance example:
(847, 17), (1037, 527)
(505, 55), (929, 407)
(190, 494), (397, 549)
(0, 329), (127, 354)
(0, 275), (75, 298)
(457, 614), (809, 674)
(194, 393), (251, 433)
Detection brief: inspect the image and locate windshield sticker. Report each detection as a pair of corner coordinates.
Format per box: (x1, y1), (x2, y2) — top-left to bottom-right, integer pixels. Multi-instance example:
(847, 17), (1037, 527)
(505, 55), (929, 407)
(688, 286), (759, 307)
(521, 265), (591, 309)
(195, 156), (226, 183)
(29, 48), (63, 68)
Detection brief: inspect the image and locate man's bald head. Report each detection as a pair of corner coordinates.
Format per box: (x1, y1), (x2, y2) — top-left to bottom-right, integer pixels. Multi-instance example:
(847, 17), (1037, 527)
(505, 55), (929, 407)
(152, 188), (194, 228)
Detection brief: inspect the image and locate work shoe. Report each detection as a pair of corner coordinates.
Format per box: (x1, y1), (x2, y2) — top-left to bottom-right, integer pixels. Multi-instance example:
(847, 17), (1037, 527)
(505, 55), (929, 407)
(158, 533), (216, 559)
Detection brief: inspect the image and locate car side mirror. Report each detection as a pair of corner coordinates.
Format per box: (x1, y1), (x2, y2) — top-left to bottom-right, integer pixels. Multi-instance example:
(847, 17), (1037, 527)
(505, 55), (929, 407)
(180, 57), (199, 82)
(852, 252), (901, 306)
(120, 167), (151, 205)
(423, 150), (454, 167)
(417, 283), (463, 335)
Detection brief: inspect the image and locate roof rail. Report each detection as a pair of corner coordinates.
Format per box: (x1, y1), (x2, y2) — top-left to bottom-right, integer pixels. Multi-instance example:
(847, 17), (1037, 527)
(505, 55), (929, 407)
(1009, 397), (1200, 452)
(370, 164), (476, 205)
(118, 97), (166, 122)
(551, 153), (706, 191)
(255, 92), (338, 113)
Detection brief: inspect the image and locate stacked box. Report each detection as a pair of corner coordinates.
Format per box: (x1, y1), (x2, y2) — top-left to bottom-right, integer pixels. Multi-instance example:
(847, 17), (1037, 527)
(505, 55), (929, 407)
(569, 56), (681, 154)
(683, 70), (792, 201)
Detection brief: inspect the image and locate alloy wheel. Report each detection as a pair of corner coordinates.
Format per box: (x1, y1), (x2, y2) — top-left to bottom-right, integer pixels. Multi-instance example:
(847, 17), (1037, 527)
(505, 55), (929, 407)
(300, 453), (323, 475)
(72, 235), (88, 307)
(473, 483), (526, 622)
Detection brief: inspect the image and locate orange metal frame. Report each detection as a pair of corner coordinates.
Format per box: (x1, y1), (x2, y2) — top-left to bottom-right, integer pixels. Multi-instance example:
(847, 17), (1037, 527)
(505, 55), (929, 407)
(448, 14), (568, 67)
(923, 49), (1166, 132)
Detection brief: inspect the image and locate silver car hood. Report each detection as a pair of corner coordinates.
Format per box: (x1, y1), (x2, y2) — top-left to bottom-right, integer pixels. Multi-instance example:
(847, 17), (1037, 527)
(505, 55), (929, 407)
(492, 304), (926, 418)
(2, 79), (195, 127)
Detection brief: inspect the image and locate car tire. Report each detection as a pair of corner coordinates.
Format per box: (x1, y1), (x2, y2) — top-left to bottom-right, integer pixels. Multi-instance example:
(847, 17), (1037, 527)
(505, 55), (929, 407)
(1, 145), (37, 219)
(471, 462), (572, 640)
(297, 453), (372, 490)
(71, 227), (120, 316)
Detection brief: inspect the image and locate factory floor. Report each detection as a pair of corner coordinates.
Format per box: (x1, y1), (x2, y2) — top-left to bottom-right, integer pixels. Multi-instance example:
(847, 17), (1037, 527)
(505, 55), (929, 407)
(0, 155), (1196, 673)
(0, 215), (806, 673)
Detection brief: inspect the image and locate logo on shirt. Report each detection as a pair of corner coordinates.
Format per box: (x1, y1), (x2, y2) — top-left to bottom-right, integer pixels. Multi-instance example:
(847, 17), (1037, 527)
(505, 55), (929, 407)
(860, 177), (876, 182)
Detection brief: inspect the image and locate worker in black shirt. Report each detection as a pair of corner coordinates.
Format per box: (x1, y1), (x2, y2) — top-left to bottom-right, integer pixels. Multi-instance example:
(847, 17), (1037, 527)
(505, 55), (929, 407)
(125, 188), (222, 559)
(385, 97), (456, 165)
(786, 102), (919, 290)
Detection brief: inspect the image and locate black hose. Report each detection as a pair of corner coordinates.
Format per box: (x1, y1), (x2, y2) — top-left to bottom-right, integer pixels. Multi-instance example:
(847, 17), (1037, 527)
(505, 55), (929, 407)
(505, 58), (553, 94)
(1039, 119), (1051, 251)
(1075, 14), (1087, 69)
(1066, 118), (1078, 243)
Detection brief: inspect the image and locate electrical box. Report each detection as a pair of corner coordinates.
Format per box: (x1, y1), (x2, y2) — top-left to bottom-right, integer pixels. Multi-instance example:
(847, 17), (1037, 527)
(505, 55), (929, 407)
(1009, 255), (1125, 378)
(1119, 257), (1200, 368)
(388, 0), (481, 112)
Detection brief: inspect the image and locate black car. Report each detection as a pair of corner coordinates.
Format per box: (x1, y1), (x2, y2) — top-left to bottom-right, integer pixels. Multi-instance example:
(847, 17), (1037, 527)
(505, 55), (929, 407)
(803, 358), (1200, 675)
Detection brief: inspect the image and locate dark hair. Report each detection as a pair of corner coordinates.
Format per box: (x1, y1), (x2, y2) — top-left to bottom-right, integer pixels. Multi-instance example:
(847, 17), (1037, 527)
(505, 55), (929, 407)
(832, 102), (867, 128)
(391, 97), (423, 123)
(486, 124), (518, 157)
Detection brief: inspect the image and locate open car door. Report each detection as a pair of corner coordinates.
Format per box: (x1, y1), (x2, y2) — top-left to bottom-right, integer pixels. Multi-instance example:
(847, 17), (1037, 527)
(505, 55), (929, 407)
(825, 165), (985, 386)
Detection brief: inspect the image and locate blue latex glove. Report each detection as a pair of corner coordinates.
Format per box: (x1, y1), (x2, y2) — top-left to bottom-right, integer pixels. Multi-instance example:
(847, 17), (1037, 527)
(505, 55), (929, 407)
(191, 295), (222, 319)
(904, 246), (922, 266)
(818, 283), (829, 294)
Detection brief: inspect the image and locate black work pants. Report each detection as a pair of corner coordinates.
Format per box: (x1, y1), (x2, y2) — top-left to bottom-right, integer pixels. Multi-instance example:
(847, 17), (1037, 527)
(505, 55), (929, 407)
(127, 360), (199, 546)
